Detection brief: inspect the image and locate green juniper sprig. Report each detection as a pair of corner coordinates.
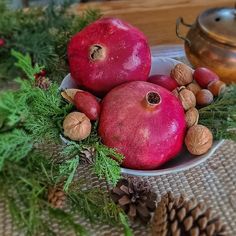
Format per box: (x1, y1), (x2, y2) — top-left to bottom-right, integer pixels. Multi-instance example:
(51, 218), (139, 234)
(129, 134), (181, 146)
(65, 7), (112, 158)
(199, 85), (236, 140)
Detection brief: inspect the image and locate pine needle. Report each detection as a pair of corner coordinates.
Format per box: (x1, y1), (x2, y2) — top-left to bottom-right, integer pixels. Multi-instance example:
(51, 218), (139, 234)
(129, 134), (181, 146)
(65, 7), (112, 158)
(93, 143), (124, 186)
(199, 85), (236, 140)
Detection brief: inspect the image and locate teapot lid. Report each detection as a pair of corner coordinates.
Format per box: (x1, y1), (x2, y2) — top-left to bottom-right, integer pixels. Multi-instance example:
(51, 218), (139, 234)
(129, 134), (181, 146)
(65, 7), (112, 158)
(198, 6), (236, 46)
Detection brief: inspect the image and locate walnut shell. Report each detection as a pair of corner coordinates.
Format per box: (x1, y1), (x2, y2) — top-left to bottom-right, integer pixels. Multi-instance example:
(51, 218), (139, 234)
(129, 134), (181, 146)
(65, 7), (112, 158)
(186, 82), (201, 95)
(171, 63), (193, 86)
(178, 88), (196, 111)
(196, 89), (214, 107)
(185, 107), (199, 128)
(61, 89), (82, 104)
(185, 125), (213, 155)
(63, 112), (91, 141)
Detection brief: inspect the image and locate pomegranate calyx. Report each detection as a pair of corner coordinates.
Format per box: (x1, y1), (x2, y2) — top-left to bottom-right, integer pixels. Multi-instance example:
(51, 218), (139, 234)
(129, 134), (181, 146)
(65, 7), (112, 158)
(145, 91), (161, 107)
(89, 44), (106, 61)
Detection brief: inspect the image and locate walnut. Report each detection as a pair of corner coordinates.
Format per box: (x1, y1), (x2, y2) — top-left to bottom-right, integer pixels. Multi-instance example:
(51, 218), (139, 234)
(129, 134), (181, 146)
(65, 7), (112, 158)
(196, 89), (214, 107)
(185, 125), (213, 155)
(207, 80), (226, 96)
(170, 63), (193, 86)
(185, 107), (199, 128)
(61, 89), (82, 104)
(63, 112), (91, 141)
(186, 82), (201, 95)
(178, 87), (196, 111)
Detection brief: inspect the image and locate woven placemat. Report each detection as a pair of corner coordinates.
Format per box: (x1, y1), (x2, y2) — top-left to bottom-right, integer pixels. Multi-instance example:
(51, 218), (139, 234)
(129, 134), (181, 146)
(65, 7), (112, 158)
(1, 51), (235, 235)
(0, 140), (236, 235)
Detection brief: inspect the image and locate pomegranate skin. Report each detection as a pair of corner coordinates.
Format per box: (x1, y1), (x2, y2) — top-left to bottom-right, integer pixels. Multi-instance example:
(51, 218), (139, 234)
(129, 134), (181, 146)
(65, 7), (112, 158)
(148, 74), (178, 91)
(98, 81), (186, 170)
(68, 18), (151, 97)
(74, 91), (100, 121)
(193, 67), (219, 88)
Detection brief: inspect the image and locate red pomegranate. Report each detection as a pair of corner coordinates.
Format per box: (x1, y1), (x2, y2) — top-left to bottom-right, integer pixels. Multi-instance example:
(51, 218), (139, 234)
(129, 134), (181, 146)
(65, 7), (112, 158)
(67, 18), (151, 97)
(99, 81), (186, 170)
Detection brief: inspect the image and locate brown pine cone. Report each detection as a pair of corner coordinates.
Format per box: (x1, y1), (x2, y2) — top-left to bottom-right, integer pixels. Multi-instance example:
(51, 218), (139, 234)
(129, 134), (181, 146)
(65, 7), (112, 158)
(110, 177), (157, 224)
(35, 76), (51, 90)
(47, 185), (66, 209)
(80, 146), (96, 164)
(152, 192), (227, 236)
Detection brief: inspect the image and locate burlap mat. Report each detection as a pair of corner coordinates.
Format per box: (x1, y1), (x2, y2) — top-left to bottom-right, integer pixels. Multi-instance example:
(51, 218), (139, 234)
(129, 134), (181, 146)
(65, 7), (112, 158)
(0, 140), (235, 236)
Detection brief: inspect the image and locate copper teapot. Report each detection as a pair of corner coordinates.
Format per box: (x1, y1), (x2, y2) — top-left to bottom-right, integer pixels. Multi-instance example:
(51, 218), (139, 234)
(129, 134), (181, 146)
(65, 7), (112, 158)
(176, 6), (236, 84)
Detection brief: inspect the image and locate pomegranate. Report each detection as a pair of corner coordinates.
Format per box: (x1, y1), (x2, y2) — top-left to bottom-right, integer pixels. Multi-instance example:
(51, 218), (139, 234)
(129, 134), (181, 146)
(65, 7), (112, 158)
(99, 81), (186, 170)
(68, 18), (151, 97)
(193, 67), (219, 88)
(74, 91), (100, 121)
(148, 74), (178, 91)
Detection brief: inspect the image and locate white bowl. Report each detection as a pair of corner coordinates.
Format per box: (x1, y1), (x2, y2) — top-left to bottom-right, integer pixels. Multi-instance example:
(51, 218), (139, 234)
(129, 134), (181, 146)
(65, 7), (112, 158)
(60, 57), (224, 176)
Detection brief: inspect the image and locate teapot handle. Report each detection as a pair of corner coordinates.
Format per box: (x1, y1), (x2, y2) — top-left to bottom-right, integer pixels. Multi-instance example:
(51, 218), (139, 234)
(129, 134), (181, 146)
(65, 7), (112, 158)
(176, 17), (192, 46)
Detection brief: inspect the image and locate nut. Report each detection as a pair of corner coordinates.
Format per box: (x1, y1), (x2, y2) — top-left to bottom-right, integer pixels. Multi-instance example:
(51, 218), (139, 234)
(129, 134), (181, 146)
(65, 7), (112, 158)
(185, 125), (213, 155)
(185, 107), (199, 128)
(196, 89), (214, 107)
(63, 112), (91, 141)
(178, 87), (196, 111)
(207, 80), (226, 96)
(170, 63), (193, 86)
(186, 82), (201, 95)
(61, 89), (82, 104)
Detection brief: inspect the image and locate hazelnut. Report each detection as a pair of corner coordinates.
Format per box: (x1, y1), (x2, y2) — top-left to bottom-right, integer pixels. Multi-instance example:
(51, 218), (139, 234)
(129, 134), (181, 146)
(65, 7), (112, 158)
(185, 124), (213, 155)
(170, 63), (193, 86)
(61, 89), (82, 104)
(186, 82), (201, 95)
(178, 87), (196, 111)
(196, 89), (214, 107)
(207, 80), (226, 96)
(185, 107), (199, 128)
(63, 112), (91, 141)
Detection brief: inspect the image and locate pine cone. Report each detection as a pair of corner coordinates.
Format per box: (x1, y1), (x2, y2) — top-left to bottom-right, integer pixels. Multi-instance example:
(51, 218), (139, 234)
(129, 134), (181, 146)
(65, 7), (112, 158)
(110, 177), (157, 224)
(152, 192), (227, 236)
(80, 146), (96, 164)
(47, 185), (66, 209)
(35, 76), (51, 90)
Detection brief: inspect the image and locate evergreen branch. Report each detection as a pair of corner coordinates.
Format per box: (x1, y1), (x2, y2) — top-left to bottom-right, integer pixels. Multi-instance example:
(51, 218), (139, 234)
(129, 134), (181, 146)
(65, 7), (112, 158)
(199, 85), (236, 140)
(0, 129), (33, 170)
(11, 49), (43, 80)
(93, 143), (124, 186)
(59, 158), (80, 192)
(119, 212), (133, 236)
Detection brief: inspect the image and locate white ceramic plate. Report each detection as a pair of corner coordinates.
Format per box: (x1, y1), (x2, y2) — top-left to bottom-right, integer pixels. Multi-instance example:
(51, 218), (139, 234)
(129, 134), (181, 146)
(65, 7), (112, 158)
(60, 57), (224, 176)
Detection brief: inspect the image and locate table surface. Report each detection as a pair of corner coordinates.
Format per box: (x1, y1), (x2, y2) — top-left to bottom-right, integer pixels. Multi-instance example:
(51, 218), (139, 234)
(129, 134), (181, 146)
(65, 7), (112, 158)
(75, 0), (234, 46)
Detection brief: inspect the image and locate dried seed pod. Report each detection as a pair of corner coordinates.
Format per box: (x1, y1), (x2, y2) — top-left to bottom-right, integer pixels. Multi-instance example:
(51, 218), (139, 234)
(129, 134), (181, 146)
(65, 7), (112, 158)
(170, 63), (193, 86)
(196, 89), (214, 107)
(185, 125), (213, 155)
(185, 107), (199, 128)
(186, 82), (201, 95)
(63, 112), (91, 141)
(207, 80), (226, 96)
(178, 87), (196, 111)
(61, 88), (82, 104)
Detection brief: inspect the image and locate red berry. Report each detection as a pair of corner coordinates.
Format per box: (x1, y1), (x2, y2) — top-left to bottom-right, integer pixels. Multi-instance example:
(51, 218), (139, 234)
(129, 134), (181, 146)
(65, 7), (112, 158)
(193, 67), (219, 88)
(40, 69), (47, 77)
(0, 38), (5, 47)
(148, 74), (178, 91)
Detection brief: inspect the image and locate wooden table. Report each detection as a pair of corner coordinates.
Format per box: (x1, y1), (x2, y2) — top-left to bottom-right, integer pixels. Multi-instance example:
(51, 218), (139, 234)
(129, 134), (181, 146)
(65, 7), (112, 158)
(74, 0), (233, 46)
